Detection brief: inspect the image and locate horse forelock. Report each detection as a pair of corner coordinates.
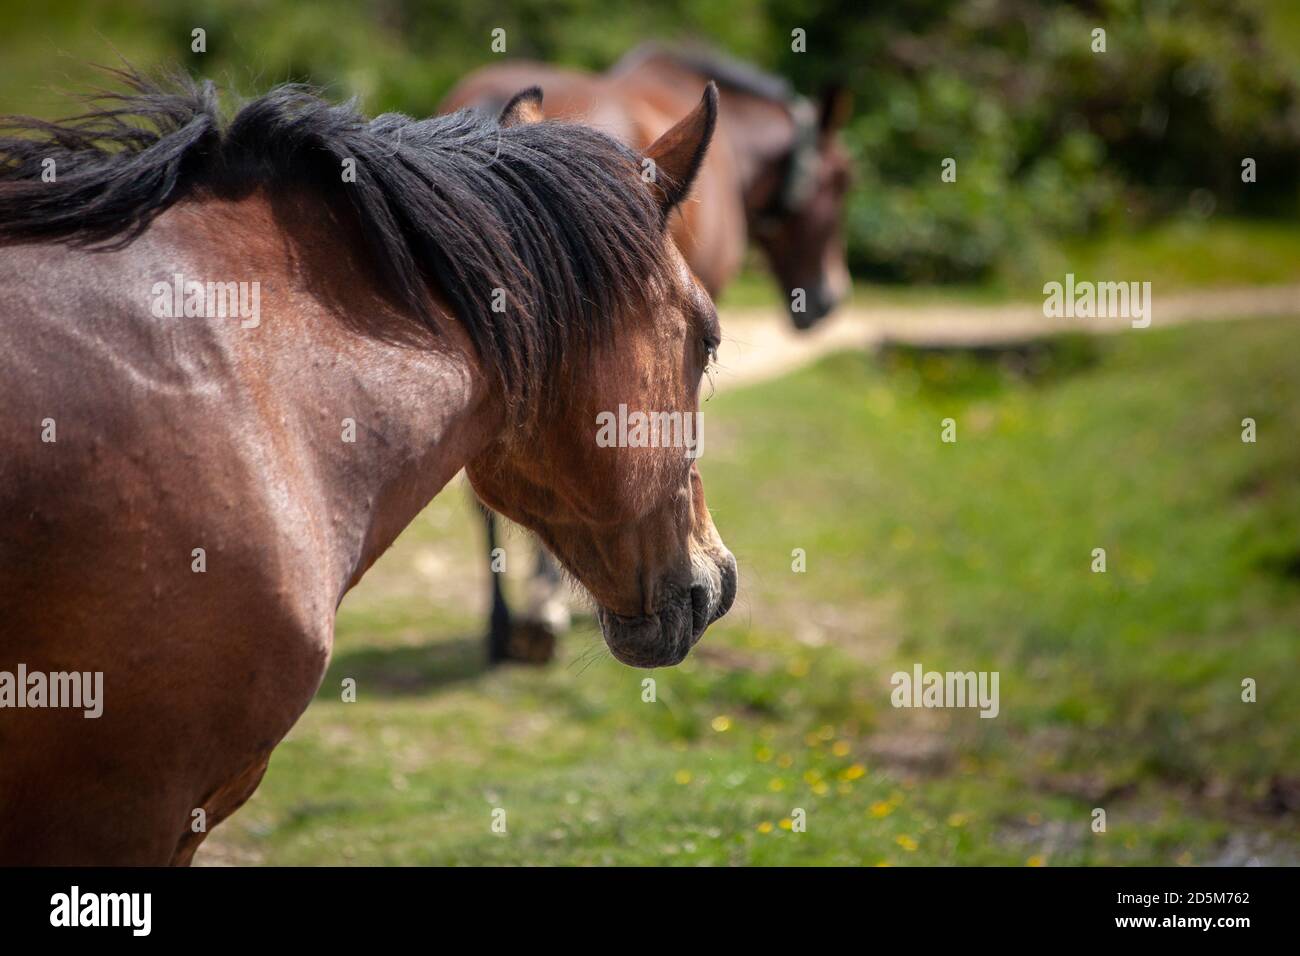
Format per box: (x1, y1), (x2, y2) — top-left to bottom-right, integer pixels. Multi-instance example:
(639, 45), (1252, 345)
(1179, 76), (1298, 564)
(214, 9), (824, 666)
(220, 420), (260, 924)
(0, 68), (675, 415)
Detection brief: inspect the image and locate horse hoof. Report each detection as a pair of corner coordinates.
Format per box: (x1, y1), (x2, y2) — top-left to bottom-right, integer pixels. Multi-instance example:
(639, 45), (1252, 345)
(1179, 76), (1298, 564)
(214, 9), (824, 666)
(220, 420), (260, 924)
(528, 595), (572, 633)
(505, 619), (558, 664)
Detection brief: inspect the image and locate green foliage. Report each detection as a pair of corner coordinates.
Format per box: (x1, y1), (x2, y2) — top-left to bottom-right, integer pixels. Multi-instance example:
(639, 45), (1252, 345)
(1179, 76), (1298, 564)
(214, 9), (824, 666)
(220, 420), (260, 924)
(1, 0), (1297, 279)
(802, 0), (1300, 281)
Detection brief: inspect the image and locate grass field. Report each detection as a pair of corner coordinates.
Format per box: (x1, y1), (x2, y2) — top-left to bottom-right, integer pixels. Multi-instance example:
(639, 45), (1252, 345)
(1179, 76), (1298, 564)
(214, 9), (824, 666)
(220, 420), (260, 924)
(200, 313), (1300, 866)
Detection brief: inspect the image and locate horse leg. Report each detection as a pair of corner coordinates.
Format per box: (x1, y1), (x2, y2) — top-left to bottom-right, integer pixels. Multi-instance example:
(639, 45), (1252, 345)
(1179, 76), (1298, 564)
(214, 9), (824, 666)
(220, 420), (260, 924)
(480, 504), (562, 665)
(503, 543), (566, 664)
(526, 545), (570, 632)
(484, 507), (514, 664)
(0, 740), (194, 865)
(0, 675), (284, 866)
(170, 753), (272, 866)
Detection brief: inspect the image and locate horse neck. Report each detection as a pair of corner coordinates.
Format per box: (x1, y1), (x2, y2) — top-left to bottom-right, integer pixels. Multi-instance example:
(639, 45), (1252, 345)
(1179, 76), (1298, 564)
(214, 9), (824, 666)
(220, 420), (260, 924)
(178, 190), (504, 603)
(715, 91), (800, 217)
(325, 333), (499, 600)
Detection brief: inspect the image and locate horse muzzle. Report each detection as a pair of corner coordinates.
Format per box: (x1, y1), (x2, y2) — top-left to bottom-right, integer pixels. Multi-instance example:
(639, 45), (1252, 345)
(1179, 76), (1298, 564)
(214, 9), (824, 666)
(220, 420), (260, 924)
(789, 281), (842, 330)
(597, 550), (737, 667)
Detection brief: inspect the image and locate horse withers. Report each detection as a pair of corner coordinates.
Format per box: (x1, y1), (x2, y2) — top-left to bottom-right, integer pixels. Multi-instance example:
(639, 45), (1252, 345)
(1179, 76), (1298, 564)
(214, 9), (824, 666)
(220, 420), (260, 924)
(0, 73), (734, 864)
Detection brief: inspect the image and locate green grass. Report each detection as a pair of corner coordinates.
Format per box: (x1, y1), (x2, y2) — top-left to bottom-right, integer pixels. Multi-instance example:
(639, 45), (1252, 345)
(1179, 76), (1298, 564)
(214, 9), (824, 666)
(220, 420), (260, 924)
(203, 314), (1300, 866)
(1042, 219), (1300, 291)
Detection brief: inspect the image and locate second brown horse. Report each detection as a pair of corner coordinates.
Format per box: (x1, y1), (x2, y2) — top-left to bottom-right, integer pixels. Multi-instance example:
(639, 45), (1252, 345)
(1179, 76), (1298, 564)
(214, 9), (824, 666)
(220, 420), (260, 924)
(444, 43), (854, 325)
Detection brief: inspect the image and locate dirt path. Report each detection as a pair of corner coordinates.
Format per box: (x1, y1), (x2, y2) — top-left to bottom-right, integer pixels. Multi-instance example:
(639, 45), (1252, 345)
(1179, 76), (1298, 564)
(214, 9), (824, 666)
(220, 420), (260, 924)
(715, 282), (1300, 388)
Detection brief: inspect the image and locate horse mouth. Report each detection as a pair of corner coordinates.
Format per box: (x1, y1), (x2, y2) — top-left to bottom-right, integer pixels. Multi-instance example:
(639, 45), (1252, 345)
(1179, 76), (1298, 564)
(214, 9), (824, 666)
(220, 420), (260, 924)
(788, 280), (843, 331)
(596, 606), (696, 667)
(790, 297), (834, 330)
(596, 554), (737, 668)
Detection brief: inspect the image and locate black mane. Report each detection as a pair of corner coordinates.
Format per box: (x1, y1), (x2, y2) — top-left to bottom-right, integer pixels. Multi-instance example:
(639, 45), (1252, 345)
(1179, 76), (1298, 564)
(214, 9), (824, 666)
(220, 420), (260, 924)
(0, 69), (673, 410)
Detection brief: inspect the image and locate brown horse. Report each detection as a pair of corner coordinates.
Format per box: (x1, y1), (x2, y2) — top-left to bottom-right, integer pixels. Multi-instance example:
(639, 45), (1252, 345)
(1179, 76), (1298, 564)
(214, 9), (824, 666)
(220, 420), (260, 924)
(444, 43), (854, 324)
(444, 44), (851, 663)
(0, 73), (734, 864)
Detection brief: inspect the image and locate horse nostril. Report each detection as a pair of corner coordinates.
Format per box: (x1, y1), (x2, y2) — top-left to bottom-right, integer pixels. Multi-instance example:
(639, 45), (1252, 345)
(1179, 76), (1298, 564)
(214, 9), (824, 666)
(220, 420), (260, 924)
(714, 553), (737, 621)
(690, 583), (711, 634)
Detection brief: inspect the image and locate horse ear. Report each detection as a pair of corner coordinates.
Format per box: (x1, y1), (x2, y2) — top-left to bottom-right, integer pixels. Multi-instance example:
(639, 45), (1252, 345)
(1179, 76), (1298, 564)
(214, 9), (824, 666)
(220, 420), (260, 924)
(644, 81), (718, 218)
(499, 87), (545, 127)
(818, 85), (852, 136)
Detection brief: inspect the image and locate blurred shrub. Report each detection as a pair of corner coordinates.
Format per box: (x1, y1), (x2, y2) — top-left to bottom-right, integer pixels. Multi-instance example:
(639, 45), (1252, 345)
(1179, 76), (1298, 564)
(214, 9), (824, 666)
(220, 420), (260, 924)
(765, 0), (1300, 281)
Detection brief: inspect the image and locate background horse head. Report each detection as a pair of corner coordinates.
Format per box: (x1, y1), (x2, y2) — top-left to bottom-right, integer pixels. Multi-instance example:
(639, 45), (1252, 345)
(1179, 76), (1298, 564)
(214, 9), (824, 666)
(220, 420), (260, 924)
(613, 45), (855, 329)
(442, 43), (854, 330)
